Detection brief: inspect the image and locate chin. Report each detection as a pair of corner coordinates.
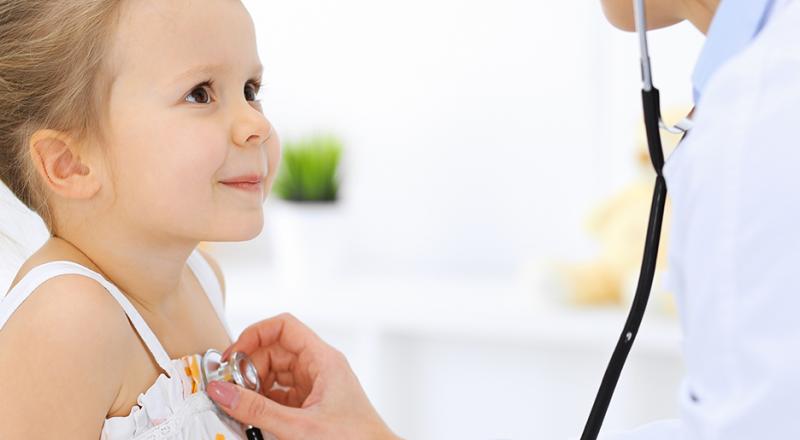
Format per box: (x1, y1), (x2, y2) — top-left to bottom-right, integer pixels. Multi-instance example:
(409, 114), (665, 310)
(212, 214), (265, 242)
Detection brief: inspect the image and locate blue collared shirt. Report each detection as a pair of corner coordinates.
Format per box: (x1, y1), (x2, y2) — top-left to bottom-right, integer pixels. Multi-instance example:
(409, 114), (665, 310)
(692, 0), (776, 104)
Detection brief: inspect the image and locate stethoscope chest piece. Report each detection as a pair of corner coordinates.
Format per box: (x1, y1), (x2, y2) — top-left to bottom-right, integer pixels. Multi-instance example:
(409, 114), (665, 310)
(201, 348), (261, 394)
(195, 349), (267, 439)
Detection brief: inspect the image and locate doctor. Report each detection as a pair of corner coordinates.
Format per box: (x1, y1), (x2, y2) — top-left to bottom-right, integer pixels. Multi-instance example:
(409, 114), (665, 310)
(206, 0), (800, 438)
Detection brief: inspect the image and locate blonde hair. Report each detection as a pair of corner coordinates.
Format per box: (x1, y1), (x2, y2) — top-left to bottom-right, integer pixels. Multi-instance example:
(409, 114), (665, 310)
(0, 0), (124, 237)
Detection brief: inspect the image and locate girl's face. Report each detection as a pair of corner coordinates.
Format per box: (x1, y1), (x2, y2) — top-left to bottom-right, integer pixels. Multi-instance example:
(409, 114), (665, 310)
(102, 0), (279, 242)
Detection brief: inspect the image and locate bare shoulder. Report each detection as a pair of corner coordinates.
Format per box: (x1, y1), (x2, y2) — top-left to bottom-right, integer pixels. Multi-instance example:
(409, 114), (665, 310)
(0, 273), (133, 438)
(197, 246), (226, 304)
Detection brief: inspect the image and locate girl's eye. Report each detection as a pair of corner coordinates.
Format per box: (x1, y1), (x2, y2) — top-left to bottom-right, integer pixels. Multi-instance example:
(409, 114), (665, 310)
(185, 79), (263, 105)
(245, 81), (263, 102)
(186, 81), (212, 104)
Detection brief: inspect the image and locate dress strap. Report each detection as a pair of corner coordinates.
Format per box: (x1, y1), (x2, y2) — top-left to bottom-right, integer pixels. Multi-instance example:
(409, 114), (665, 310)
(0, 261), (177, 378)
(186, 248), (232, 339)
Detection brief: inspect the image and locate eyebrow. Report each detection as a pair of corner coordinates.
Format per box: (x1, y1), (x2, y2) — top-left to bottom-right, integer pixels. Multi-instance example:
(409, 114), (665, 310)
(170, 63), (263, 85)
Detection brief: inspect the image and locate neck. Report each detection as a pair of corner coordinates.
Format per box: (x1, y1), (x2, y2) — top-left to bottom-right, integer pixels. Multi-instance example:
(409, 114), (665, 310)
(51, 224), (198, 317)
(681, 0), (721, 34)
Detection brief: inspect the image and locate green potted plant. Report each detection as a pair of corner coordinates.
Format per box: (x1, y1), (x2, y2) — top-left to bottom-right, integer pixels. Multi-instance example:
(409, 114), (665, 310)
(273, 134), (343, 203)
(268, 133), (348, 288)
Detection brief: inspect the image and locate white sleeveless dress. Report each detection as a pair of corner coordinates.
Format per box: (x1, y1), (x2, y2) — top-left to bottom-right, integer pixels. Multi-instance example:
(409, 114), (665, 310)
(0, 248), (248, 440)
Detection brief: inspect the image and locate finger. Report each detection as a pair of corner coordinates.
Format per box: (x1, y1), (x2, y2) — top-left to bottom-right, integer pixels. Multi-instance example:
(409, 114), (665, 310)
(265, 388), (290, 406)
(244, 346), (304, 390)
(223, 313), (325, 362)
(224, 346), (312, 408)
(262, 372), (313, 408)
(223, 313), (305, 359)
(275, 370), (295, 387)
(266, 387), (308, 408)
(263, 345), (298, 373)
(207, 380), (303, 439)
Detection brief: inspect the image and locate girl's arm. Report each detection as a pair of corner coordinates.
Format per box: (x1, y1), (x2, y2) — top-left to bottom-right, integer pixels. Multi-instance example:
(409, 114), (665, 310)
(0, 275), (130, 438)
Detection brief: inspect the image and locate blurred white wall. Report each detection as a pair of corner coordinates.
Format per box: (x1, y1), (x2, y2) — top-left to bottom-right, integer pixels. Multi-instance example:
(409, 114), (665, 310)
(245, 0), (703, 276)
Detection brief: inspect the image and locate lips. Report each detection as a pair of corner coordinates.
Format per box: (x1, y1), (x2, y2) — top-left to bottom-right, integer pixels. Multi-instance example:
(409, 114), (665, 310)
(220, 173), (265, 194)
(220, 173), (263, 184)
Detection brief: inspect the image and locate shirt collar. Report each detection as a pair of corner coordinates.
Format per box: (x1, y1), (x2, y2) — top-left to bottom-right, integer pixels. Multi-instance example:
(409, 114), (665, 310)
(691, 0), (776, 104)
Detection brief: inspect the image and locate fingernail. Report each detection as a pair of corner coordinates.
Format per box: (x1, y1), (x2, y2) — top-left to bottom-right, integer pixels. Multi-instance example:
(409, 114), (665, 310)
(208, 380), (240, 409)
(221, 346), (232, 360)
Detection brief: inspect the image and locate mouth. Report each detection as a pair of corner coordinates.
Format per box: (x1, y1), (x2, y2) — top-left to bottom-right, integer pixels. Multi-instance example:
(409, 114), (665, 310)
(221, 181), (262, 192)
(220, 174), (264, 192)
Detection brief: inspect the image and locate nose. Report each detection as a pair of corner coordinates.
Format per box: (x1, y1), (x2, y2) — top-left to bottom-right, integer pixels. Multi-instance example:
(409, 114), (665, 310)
(232, 102), (272, 149)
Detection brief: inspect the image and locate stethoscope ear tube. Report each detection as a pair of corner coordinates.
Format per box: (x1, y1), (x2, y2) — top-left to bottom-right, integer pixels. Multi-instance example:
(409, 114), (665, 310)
(642, 88), (666, 173)
(579, 1), (675, 437)
(579, 174), (667, 440)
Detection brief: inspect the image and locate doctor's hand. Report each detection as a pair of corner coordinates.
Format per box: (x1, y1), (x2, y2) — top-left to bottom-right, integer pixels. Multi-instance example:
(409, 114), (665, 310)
(206, 313), (401, 440)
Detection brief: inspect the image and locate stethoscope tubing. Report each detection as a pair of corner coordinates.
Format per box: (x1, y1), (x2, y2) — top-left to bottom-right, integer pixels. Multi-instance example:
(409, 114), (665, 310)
(579, 0), (678, 434)
(580, 172), (667, 440)
(246, 425), (265, 440)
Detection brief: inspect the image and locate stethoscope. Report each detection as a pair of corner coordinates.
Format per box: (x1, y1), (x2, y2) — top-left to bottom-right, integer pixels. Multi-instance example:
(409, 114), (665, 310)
(197, 348), (266, 440)
(580, 0), (693, 438)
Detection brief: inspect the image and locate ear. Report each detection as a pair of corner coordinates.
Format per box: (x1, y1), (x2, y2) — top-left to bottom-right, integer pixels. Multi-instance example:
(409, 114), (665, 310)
(29, 129), (101, 199)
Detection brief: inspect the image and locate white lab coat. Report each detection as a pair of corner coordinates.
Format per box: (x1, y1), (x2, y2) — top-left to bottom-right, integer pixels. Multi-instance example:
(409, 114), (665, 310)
(598, 0), (800, 438)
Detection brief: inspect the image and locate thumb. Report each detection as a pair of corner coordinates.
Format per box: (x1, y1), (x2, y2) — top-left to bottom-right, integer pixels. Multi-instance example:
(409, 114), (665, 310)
(207, 380), (299, 437)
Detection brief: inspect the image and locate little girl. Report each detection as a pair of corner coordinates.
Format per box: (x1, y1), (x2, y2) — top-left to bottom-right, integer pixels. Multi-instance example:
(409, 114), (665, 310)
(0, 0), (280, 438)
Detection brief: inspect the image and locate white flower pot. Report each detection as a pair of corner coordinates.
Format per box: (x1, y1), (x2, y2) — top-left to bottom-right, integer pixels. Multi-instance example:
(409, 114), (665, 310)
(266, 198), (347, 290)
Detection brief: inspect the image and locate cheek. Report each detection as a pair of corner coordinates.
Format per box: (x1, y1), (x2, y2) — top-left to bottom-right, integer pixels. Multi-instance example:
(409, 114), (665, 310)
(159, 136), (227, 206)
(113, 119), (227, 214)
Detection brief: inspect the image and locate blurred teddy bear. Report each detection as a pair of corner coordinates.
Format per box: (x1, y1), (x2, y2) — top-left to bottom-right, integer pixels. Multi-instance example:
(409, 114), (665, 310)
(557, 108), (692, 315)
